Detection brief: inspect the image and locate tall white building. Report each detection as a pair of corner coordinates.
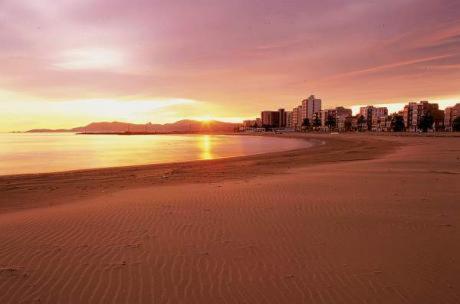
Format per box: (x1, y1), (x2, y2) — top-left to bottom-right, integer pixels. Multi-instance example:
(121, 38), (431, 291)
(301, 95), (322, 121)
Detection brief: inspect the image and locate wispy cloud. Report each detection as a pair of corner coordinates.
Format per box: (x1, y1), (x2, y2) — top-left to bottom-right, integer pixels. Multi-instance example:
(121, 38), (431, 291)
(1, 0), (460, 130)
(53, 48), (125, 70)
(324, 54), (457, 81)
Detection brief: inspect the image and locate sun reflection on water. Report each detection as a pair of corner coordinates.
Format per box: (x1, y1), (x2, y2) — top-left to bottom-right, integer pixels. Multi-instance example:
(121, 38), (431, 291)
(0, 133), (311, 175)
(199, 135), (213, 160)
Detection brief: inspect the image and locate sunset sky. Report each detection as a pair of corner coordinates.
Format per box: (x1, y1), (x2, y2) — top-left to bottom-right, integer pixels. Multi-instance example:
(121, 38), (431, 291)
(1, 0), (460, 131)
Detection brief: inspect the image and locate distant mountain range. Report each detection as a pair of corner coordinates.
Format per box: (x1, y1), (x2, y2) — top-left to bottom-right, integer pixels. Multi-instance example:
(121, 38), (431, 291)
(26, 120), (238, 134)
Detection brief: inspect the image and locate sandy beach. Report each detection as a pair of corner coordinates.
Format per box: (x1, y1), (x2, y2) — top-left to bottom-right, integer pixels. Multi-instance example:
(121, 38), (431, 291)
(1, 134), (459, 303)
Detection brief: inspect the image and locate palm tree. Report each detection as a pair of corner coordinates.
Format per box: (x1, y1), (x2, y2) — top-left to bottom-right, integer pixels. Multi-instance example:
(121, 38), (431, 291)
(326, 115), (336, 131)
(418, 111), (434, 132)
(302, 118), (310, 132)
(391, 114), (405, 132)
(344, 118), (352, 132)
(312, 116), (321, 131)
(452, 117), (460, 132)
(357, 115), (366, 132)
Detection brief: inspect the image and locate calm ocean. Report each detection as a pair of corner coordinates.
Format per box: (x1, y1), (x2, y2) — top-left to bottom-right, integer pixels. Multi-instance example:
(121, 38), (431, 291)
(0, 133), (312, 175)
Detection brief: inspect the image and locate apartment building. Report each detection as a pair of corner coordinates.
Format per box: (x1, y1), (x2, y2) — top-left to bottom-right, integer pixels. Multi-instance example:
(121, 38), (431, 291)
(291, 105), (302, 129)
(444, 103), (460, 131)
(260, 108), (287, 128)
(301, 95), (322, 121)
(403, 101), (443, 132)
(319, 107), (352, 131)
(286, 111), (293, 129)
(261, 111), (279, 127)
(359, 105), (388, 131)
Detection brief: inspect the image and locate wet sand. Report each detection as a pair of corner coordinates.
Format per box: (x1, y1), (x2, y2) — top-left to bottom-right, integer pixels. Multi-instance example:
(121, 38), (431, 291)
(1, 134), (459, 303)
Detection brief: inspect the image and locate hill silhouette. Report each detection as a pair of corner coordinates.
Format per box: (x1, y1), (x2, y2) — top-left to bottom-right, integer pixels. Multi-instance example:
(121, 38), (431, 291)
(26, 120), (238, 134)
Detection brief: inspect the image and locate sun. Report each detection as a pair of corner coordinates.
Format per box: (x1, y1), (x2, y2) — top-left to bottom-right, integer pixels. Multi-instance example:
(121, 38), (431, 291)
(199, 116), (213, 124)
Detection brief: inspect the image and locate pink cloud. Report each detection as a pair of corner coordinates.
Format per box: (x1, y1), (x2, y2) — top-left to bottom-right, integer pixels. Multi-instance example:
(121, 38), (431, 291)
(0, 0), (459, 111)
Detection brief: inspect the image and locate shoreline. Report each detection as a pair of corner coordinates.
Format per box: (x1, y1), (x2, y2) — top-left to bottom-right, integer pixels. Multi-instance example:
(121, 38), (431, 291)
(1, 134), (459, 303)
(0, 133), (312, 178)
(0, 134), (397, 214)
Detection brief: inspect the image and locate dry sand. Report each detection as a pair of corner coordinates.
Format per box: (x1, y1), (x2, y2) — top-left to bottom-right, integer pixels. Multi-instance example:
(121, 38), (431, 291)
(0, 134), (459, 303)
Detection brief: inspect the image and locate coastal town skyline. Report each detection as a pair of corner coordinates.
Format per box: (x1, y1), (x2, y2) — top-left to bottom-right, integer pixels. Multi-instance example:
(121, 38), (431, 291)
(243, 94), (460, 133)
